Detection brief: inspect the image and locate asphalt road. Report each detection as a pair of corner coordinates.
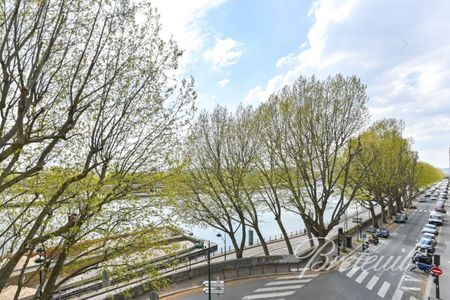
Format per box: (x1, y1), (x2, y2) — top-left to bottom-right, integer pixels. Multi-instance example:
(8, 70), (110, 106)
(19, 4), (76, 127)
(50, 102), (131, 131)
(171, 199), (438, 300)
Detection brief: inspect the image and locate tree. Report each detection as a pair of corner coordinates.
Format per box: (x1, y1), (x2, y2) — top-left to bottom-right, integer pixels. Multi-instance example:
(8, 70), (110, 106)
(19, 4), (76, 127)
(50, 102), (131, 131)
(353, 119), (418, 225)
(0, 1), (195, 297)
(416, 162), (445, 188)
(182, 105), (270, 258)
(253, 99), (295, 254)
(265, 75), (369, 246)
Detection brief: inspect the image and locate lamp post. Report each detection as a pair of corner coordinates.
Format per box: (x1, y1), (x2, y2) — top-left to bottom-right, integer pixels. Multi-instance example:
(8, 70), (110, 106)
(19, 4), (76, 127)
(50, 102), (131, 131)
(216, 232), (226, 261)
(207, 240), (211, 300)
(34, 245), (46, 299)
(356, 202), (361, 239)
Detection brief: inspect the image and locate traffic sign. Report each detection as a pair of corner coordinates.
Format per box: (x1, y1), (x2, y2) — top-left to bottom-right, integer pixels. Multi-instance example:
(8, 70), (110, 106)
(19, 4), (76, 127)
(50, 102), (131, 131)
(203, 280), (225, 294)
(203, 280), (224, 287)
(431, 266), (443, 276)
(202, 287), (224, 294)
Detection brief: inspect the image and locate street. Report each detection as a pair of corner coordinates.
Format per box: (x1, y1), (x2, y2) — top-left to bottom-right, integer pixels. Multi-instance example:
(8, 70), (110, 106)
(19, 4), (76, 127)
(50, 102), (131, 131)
(171, 199), (445, 300)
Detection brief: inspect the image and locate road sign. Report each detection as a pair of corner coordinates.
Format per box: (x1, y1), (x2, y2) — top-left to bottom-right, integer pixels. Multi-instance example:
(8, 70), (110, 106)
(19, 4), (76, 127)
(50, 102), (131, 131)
(203, 280), (225, 294)
(202, 287), (224, 294)
(431, 267), (443, 276)
(203, 280), (224, 287)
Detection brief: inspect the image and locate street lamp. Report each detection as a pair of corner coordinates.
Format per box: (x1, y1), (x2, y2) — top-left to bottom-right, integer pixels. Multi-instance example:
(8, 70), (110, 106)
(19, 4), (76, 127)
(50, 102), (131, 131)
(355, 202), (361, 239)
(207, 240), (211, 300)
(34, 245), (49, 299)
(216, 232), (226, 261)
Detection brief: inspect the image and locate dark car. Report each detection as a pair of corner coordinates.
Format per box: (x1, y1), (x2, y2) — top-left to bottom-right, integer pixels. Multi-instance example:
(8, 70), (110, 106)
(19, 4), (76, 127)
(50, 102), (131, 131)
(399, 211), (408, 220)
(419, 197), (428, 202)
(394, 213), (407, 223)
(376, 228), (390, 238)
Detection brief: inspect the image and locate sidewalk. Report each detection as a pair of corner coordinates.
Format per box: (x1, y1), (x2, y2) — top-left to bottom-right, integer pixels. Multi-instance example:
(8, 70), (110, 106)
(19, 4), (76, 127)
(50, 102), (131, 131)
(427, 211), (449, 300)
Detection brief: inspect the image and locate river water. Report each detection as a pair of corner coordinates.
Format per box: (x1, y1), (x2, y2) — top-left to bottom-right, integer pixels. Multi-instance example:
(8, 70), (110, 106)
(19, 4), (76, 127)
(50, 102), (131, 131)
(183, 201), (361, 252)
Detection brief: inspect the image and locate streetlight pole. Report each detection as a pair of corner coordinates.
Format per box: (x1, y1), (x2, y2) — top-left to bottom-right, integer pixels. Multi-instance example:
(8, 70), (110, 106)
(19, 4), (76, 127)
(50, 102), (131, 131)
(207, 240), (211, 300)
(216, 232), (226, 261)
(34, 245), (46, 300)
(356, 202), (361, 239)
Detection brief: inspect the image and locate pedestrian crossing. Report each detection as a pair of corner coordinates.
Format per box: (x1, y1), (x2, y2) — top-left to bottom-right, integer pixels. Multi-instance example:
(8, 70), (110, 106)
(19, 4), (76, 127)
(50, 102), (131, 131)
(241, 270), (319, 300)
(338, 264), (426, 300)
(417, 209), (433, 213)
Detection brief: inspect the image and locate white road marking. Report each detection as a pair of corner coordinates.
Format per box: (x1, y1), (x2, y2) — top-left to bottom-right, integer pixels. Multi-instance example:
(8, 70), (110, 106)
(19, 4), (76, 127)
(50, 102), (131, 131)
(254, 285), (304, 293)
(366, 275), (379, 290)
(402, 287), (421, 292)
(404, 277), (421, 282)
(265, 279), (312, 286)
(289, 268), (308, 272)
(242, 291), (295, 299)
(392, 288), (403, 300)
(277, 274), (317, 280)
(377, 281), (391, 298)
(355, 270), (369, 284)
(346, 268), (359, 278)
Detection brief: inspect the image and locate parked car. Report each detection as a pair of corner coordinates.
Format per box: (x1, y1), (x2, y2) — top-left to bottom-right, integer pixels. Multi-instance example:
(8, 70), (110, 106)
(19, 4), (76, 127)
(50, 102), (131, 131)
(399, 211), (408, 220)
(376, 228), (390, 238)
(419, 197), (428, 202)
(412, 251), (433, 264)
(422, 223), (437, 235)
(415, 237), (435, 253)
(435, 205), (446, 214)
(429, 213), (443, 226)
(366, 226), (377, 234)
(421, 233), (436, 246)
(394, 213), (407, 223)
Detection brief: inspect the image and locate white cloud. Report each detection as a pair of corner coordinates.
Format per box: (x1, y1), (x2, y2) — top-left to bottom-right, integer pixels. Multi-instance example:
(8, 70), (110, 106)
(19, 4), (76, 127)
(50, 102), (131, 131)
(243, 0), (450, 167)
(151, 0), (226, 69)
(218, 78), (230, 87)
(244, 75), (284, 105)
(204, 38), (243, 69)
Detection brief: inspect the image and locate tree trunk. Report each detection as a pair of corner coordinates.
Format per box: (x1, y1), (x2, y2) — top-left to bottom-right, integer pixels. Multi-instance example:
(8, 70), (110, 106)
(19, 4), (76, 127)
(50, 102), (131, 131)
(275, 217), (293, 254)
(395, 197), (403, 212)
(380, 205), (387, 223)
(387, 201), (395, 219)
(41, 247), (68, 300)
(369, 205), (378, 227)
(237, 221), (246, 258)
(306, 225), (315, 248)
(229, 234), (242, 259)
(253, 227), (270, 256)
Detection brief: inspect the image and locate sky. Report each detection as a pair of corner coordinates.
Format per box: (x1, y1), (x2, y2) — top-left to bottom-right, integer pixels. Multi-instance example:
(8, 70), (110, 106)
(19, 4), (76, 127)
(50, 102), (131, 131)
(151, 0), (450, 169)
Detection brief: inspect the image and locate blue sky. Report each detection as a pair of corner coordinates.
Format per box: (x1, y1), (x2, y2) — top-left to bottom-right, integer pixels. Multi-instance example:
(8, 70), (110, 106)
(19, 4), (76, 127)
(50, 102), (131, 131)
(152, 0), (450, 169)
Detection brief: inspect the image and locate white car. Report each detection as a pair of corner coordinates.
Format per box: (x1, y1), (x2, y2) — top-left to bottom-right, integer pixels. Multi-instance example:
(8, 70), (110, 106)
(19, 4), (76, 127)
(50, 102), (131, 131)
(429, 213), (443, 226)
(421, 233), (436, 246)
(422, 224), (437, 235)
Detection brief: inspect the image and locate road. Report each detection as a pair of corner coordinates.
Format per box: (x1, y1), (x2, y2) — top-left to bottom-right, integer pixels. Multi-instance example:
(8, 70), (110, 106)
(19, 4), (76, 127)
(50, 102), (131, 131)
(172, 199), (440, 300)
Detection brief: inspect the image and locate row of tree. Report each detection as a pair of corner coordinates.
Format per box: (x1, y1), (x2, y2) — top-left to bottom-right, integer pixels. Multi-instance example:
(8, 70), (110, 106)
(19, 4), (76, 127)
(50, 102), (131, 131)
(179, 75), (444, 258)
(0, 1), (444, 298)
